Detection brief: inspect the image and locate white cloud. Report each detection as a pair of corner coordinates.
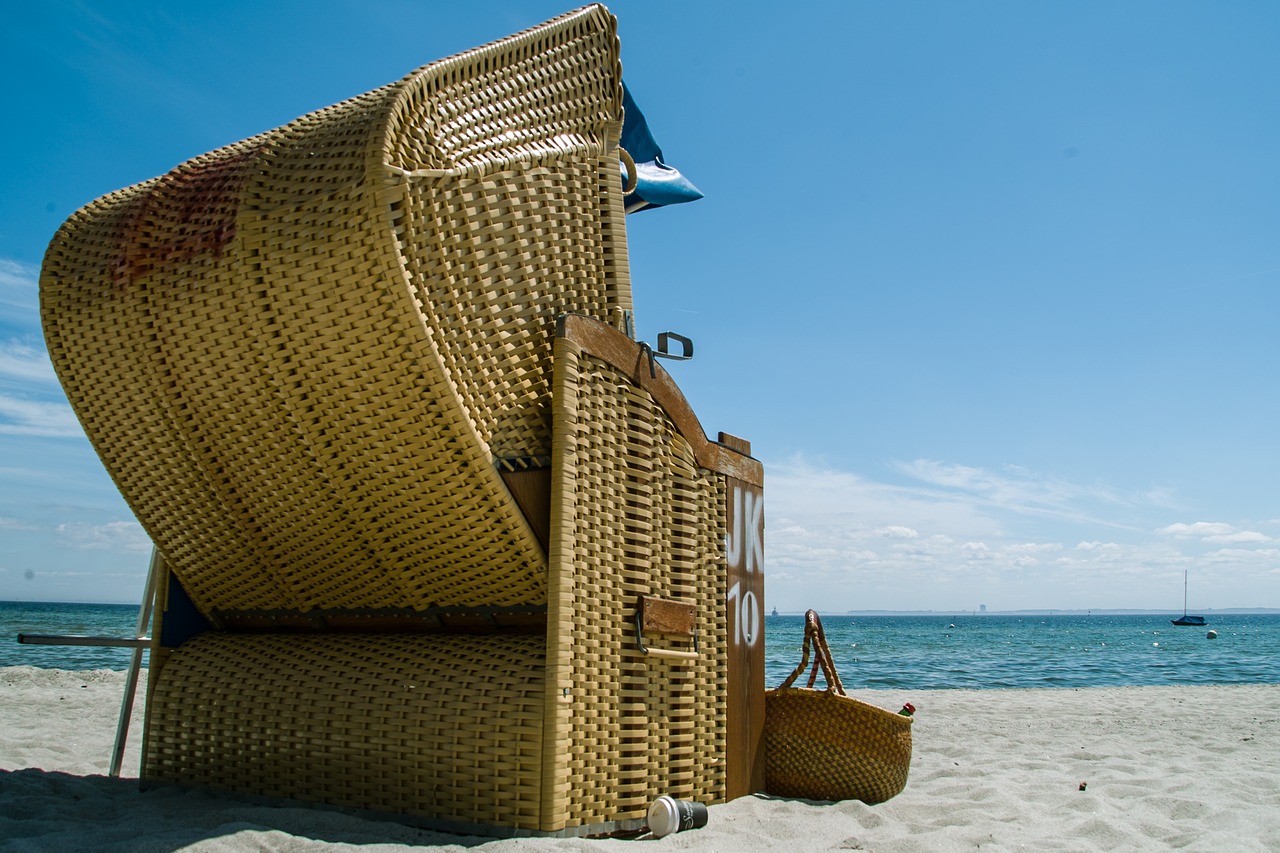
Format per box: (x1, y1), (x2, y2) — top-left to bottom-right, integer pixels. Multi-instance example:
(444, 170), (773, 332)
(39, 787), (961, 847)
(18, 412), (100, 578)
(1203, 547), (1280, 562)
(890, 458), (1154, 531)
(762, 456), (1279, 611)
(0, 258), (72, 437)
(0, 341), (57, 383)
(896, 458), (1090, 506)
(1006, 542), (1063, 555)
(54, 520), (150, 553)
(1159, 521), (1233, 537)
(1208, 531), (1270, 544)
(1157, 521), (1271, 544)
(0, 258), (38, 288)
(768, 456), (1005, 538)
(0, 259), (40, 322)
(0, 394), (82, 438)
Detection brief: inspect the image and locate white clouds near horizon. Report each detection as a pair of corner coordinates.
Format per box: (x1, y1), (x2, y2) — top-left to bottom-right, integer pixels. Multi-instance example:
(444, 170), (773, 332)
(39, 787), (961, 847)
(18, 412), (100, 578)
(1157, 521), (1271, 544)
(764, 455), (1279, 613)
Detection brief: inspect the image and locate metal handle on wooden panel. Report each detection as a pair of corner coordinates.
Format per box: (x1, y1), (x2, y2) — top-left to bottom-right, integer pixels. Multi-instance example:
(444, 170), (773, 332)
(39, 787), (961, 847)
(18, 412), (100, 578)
(634, 609), (700, 660)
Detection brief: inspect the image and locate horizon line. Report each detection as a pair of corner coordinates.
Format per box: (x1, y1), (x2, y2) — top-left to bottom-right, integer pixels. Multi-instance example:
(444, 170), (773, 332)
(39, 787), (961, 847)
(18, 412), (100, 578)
(5, 599), (1279, 616)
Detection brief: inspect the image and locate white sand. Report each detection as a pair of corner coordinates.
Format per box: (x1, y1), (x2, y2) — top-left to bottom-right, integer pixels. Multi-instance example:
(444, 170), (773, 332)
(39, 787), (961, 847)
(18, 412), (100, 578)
(1, 667), (1276, 852)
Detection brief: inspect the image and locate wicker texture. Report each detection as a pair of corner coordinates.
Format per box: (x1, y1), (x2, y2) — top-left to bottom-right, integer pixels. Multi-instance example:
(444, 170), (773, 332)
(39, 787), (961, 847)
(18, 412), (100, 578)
(542, 340), (728, 827)
(144, 633), (546, 828)
(764, 611), (912, 804)
(43, 3), (761, 834)
(39, 5), (625, 616)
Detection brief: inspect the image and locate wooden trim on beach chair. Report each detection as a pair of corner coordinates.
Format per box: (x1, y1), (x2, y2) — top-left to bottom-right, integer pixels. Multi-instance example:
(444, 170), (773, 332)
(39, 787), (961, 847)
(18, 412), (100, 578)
(556, 313), (763, 486)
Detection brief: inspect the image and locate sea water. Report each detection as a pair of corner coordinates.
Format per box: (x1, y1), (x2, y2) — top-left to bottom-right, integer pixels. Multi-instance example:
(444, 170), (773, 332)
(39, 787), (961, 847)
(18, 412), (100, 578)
(0, 601), (142, 671)
(4, 601), (1280, 689)
(765, 612), (1280, 690)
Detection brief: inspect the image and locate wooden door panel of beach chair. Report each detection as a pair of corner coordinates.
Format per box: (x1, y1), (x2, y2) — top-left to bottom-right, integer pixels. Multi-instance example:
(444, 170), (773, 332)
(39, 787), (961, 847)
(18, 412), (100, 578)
(543, 315), (765, 827)
(545, 320), (721, 826)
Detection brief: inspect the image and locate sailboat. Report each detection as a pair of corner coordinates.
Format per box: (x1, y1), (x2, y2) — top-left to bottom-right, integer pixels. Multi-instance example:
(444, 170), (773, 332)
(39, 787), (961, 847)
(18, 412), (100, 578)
(1170, 570), (1207, 626)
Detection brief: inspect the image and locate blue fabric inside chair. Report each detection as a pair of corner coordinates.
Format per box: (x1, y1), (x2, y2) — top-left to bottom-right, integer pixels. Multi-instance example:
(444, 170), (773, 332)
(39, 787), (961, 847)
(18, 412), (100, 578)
(621, 82), (704, 213)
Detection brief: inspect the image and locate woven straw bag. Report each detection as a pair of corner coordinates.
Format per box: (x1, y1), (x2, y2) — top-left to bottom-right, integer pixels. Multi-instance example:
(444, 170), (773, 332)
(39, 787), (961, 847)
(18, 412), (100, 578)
(764, 610), (912, 803)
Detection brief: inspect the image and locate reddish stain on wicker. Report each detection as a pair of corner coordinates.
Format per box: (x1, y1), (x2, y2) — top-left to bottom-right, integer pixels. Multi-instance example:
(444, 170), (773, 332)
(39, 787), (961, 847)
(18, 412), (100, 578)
(112, 144), (262, 288)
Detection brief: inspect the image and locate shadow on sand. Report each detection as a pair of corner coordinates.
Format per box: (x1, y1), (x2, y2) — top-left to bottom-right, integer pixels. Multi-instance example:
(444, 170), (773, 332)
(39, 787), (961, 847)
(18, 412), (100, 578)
(0, 768), (510, 852)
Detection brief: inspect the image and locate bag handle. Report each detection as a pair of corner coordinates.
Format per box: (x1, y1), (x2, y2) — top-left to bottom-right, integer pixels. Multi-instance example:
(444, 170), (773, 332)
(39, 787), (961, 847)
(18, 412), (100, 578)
(779, 610), (846, 695)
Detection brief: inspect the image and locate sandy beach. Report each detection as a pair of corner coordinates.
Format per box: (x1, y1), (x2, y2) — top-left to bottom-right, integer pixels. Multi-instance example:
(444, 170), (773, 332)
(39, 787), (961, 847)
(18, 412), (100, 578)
(1, 667), (1276, 852)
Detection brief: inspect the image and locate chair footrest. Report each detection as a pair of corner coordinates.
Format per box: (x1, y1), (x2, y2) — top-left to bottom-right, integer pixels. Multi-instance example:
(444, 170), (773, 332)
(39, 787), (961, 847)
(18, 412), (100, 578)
(145, 633), (546, 830)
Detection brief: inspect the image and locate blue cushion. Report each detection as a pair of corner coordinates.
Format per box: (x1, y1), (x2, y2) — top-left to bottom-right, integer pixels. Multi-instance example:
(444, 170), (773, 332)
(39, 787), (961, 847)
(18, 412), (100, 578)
(621, 82), (704, 213)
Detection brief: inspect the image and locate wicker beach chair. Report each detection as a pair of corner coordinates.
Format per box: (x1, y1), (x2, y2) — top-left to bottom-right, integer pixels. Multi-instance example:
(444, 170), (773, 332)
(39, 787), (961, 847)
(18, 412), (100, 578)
(39, 5), (764, 836)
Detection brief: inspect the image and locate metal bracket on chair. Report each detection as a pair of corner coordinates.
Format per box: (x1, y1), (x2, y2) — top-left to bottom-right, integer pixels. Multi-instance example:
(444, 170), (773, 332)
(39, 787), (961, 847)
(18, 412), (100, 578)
(655, 332), (693, 362)
(634, 595), (700, 660)
(638, 332), (693, 379)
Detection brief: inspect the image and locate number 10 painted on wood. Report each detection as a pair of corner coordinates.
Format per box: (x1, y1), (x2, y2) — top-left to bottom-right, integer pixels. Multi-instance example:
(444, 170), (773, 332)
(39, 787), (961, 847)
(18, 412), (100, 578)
(724, 473), (765, 796)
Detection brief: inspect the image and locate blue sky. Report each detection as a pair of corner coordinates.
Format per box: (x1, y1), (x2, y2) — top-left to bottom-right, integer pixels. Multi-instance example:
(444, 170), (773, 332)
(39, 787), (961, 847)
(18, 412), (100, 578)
(2, 1), (1278, 612)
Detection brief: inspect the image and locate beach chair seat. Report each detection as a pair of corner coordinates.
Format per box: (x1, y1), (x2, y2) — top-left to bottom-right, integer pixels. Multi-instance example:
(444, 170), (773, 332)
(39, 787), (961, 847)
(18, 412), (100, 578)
(39, 4), (764, 835)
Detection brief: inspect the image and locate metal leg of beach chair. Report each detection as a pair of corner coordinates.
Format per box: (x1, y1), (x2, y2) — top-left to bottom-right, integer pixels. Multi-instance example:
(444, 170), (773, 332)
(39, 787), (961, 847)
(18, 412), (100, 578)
(109, 548), (161, 778)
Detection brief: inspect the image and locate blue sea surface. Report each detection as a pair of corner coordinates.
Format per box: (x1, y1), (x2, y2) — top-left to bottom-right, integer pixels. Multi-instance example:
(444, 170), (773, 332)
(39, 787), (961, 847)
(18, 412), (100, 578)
(5, 601), (1280, 689)
(1, 601), (142, 671)
(766, 612), (1280, 689)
